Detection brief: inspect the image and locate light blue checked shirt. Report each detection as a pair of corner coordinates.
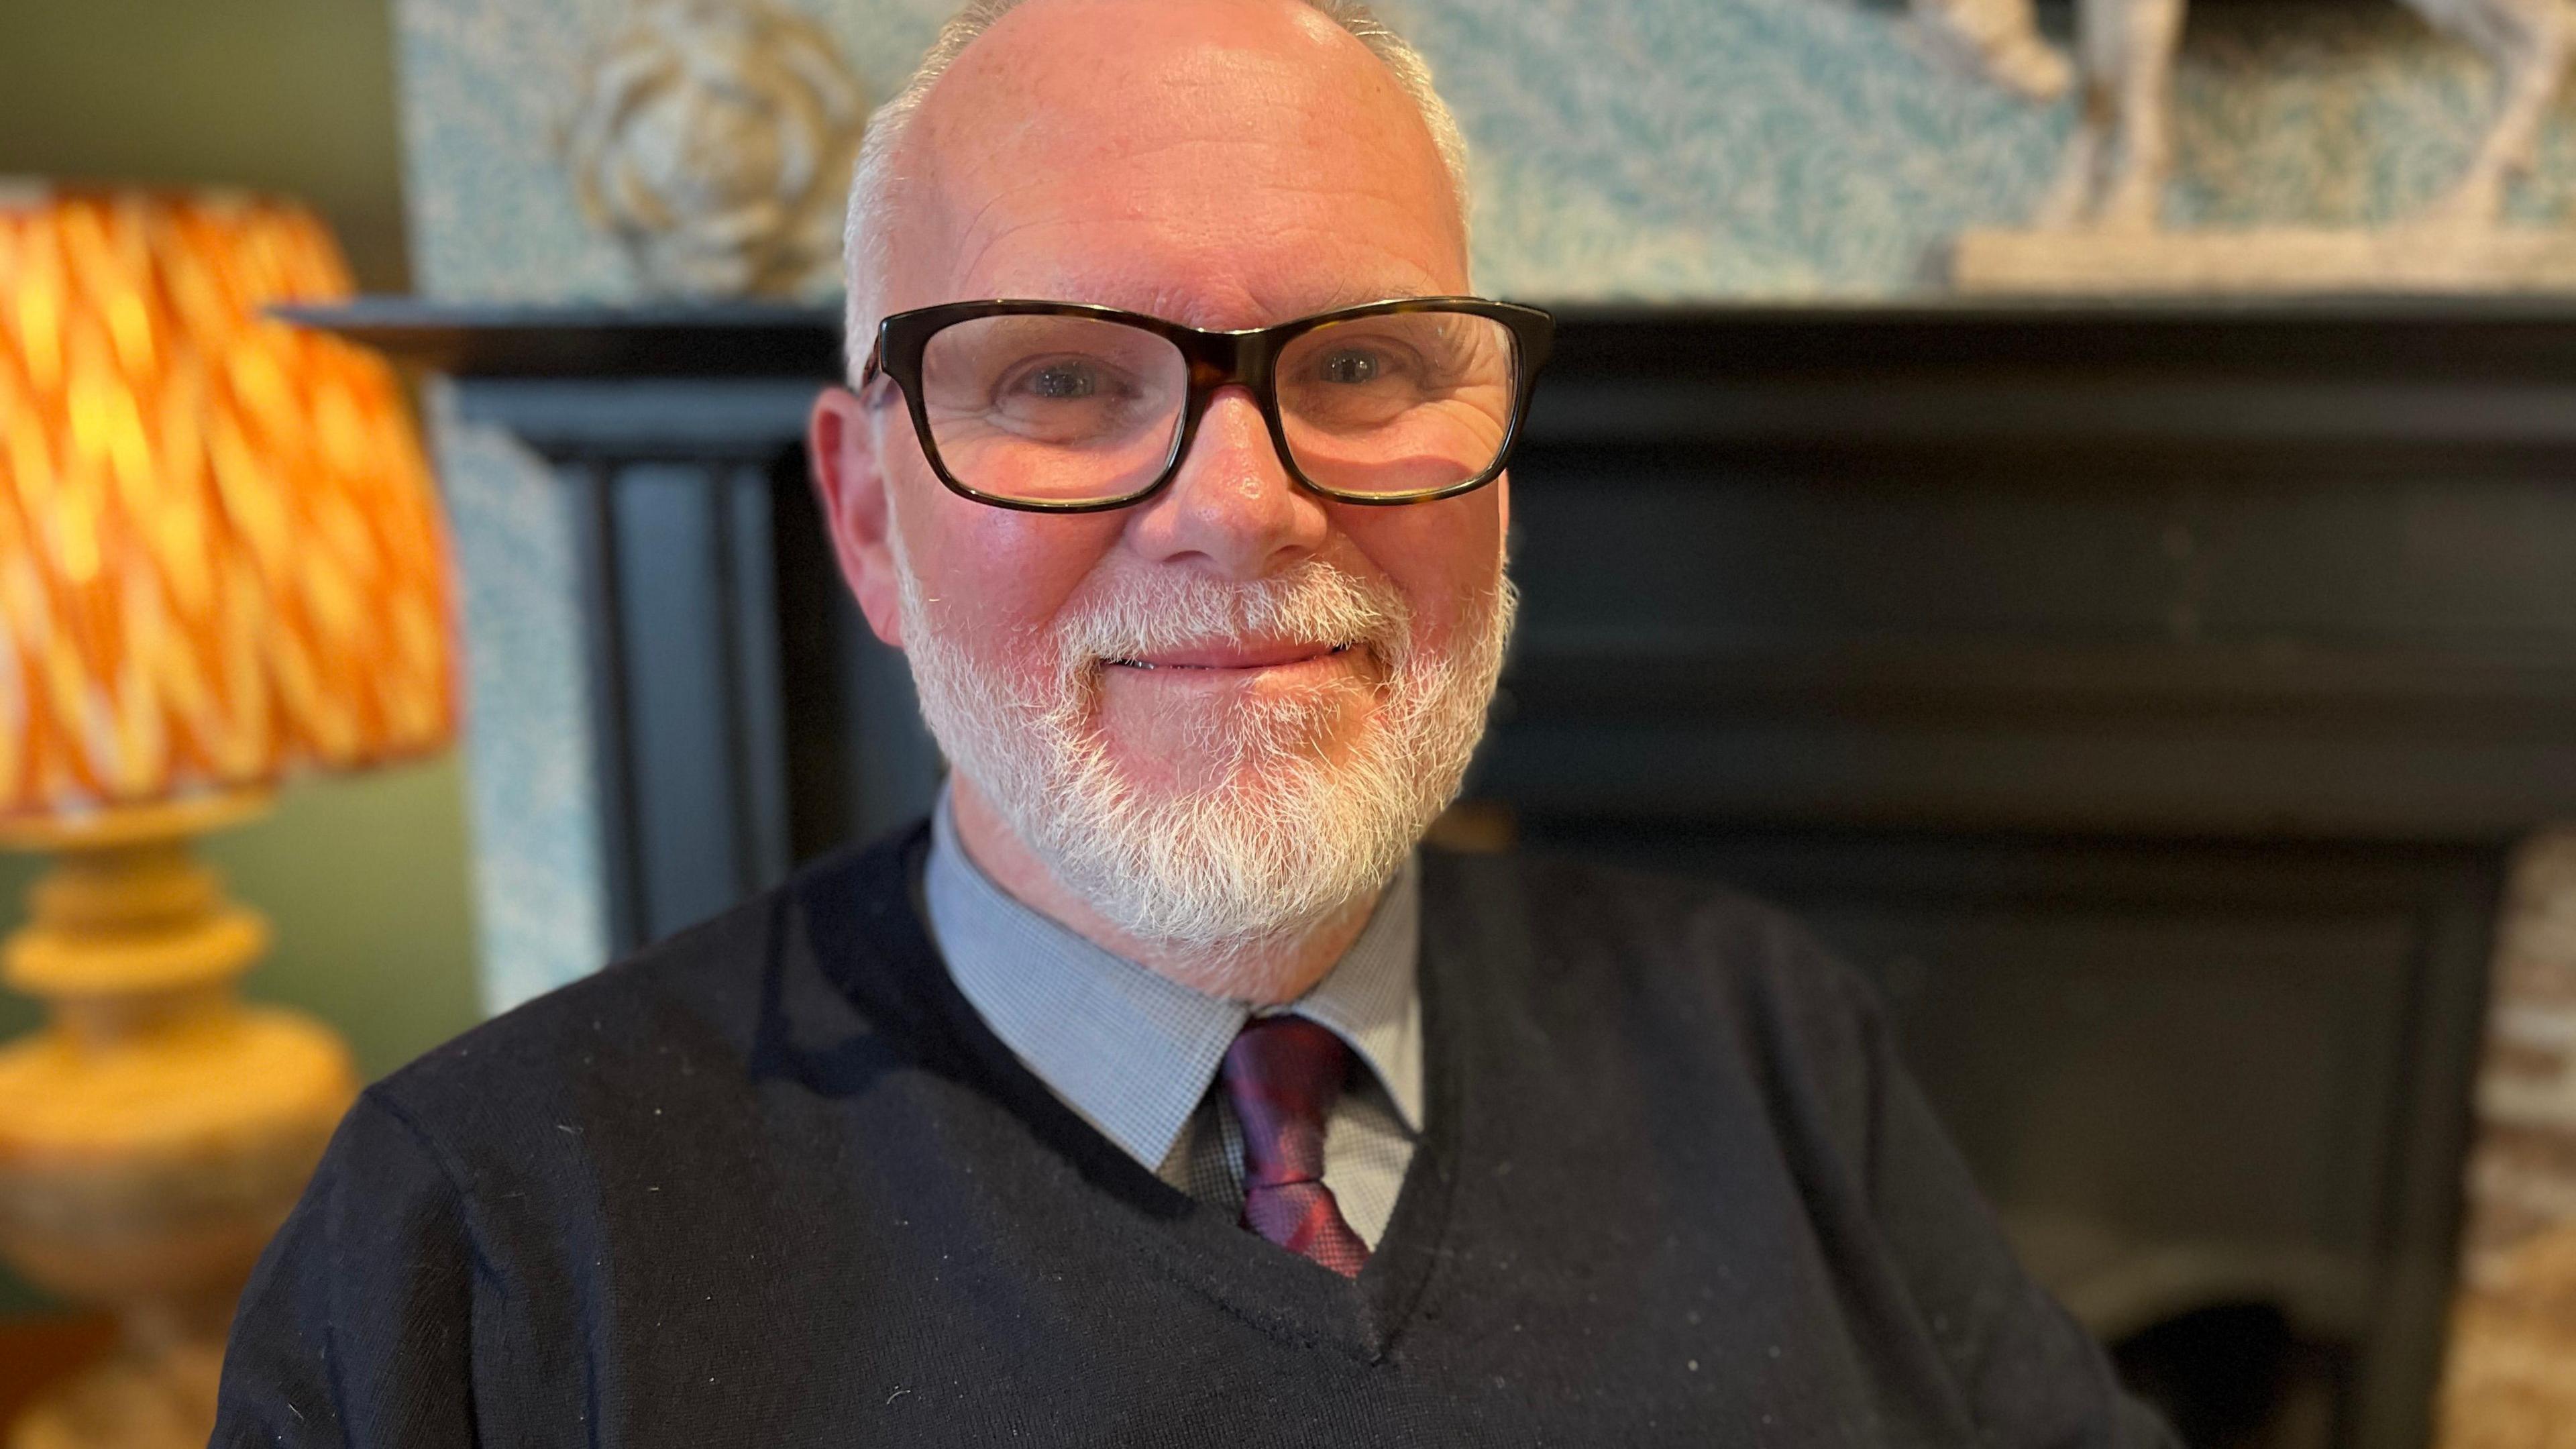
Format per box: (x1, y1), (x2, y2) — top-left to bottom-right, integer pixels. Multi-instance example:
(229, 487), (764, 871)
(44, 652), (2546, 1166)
(922, 790), (1424, 1246)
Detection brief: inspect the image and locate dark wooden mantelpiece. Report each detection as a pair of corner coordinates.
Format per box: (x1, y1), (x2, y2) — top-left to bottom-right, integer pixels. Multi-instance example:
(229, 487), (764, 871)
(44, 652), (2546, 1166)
(310, 297), (2576, 1449)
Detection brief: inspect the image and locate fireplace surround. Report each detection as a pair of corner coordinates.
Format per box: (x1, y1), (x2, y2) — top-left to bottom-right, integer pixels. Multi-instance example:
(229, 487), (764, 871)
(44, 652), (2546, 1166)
(313, 298), (2576, 1448)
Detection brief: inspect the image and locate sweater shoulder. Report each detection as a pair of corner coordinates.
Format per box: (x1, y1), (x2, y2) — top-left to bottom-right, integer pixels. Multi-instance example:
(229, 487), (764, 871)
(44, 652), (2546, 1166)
(367, 826), (927, 1144)
(1426, 845), (1891, 1083)
(1434, 845), (1874, 1000)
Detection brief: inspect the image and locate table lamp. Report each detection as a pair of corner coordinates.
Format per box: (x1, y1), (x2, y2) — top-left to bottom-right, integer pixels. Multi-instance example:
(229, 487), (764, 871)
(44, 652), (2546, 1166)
(0, 186), (456, 1449)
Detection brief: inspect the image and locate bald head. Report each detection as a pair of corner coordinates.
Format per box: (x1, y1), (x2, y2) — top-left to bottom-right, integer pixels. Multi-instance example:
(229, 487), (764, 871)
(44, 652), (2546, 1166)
(841, 0), (1471, 372)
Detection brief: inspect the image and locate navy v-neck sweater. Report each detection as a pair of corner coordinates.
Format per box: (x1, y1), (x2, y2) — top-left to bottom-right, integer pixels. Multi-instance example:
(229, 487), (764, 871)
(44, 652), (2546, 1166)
(215, 826), (2175, 1446)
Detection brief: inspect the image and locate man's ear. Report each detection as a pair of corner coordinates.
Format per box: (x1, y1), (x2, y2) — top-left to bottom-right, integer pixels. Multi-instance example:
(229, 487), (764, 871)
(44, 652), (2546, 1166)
(809, 385), (906, 649)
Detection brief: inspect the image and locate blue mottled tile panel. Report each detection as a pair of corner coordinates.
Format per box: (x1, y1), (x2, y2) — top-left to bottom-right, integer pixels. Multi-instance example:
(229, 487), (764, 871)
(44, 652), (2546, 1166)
(427, 384), (612, 1011)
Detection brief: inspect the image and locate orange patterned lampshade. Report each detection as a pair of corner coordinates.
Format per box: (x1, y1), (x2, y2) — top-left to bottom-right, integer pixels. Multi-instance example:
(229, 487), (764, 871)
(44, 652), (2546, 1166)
(0, 186), (456, 819)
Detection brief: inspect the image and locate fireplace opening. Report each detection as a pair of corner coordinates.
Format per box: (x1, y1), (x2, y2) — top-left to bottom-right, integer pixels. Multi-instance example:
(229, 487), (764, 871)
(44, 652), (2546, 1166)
(1497, 812), (2496, 1448)
(2112, 1301), (2345, 1449)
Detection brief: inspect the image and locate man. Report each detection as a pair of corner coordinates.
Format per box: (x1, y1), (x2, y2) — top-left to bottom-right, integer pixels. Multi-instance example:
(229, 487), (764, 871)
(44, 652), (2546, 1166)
(215, 1), (2176, 1444)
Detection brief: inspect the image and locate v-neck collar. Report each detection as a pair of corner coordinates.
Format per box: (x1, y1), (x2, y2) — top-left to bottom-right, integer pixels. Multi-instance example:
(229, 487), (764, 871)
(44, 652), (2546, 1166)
(922, 788), (1425, 1175)
(792, 826), (1486, 1362)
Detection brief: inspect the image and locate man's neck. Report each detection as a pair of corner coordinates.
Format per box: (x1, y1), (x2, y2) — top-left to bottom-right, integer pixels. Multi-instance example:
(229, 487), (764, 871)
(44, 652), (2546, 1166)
(946, 775), (1373, 1006)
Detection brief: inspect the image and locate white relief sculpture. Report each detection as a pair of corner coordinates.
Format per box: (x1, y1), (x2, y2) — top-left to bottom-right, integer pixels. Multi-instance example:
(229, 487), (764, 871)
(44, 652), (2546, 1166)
(1915, 0), (2576, 288)
(561, 0), (867, 299)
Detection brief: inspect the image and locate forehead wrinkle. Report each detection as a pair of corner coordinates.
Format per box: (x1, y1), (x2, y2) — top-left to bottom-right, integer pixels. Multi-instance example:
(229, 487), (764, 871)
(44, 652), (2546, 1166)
(943, 123), (1416, 224)
(934, 142), (1462, 267)
(934, 132), (1238, 258)
(920, 152), (1456, 315)
(943, 176), (1442, 274)
(937, 213), (1448, 327)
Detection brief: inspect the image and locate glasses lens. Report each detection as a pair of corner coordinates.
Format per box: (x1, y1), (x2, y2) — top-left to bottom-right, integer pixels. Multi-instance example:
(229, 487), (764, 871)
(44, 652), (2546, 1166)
(1277, 310), (1519, 498)
(918, 314), (1188, 505)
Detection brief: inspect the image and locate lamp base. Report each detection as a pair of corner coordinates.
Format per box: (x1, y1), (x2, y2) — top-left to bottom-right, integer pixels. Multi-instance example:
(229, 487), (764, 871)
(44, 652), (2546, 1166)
(0, 791), (357, 1449)
(9, 1326), (223, 1449)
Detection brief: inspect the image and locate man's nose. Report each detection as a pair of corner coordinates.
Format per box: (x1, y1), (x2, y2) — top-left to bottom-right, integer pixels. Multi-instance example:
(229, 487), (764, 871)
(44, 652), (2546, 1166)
(1125, 386), (1328, 578)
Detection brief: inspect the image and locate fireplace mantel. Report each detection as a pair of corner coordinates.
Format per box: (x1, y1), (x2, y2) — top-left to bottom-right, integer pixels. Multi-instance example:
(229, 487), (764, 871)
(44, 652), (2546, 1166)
(313, 296), (2576, 1448)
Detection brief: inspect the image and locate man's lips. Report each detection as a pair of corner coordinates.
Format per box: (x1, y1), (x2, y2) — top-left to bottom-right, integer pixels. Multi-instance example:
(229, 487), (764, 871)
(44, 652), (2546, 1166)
(1103, 641), (1358, 671)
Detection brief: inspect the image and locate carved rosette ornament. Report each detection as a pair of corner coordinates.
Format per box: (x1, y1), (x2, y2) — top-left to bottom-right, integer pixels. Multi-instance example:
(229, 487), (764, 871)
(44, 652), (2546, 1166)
(561, 0), (867, 299)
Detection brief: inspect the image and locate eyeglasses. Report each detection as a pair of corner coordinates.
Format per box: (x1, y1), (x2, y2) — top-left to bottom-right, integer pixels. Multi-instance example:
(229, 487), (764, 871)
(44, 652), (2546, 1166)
(857, 297), (1554, 513)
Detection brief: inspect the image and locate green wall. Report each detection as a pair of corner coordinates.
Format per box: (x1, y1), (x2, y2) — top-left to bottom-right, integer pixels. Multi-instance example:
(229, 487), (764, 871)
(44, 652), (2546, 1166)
(0, 763), (482, 1072)
(0, 0), (414, 290)
(0, 0), (483, 1316)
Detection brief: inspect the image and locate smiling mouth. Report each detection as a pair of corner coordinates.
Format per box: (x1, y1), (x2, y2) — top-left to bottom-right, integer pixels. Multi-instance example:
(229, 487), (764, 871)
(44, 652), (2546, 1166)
(1104, 643), (1358, 671)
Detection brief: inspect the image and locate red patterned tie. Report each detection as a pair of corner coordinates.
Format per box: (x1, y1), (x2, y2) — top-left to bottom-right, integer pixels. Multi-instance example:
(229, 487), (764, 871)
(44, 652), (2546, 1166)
(1219, 1016), (1371, 1278)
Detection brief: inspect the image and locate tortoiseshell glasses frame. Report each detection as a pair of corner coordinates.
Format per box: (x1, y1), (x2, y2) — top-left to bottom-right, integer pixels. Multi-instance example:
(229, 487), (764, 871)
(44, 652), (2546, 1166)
(857, 296), (1556, 514)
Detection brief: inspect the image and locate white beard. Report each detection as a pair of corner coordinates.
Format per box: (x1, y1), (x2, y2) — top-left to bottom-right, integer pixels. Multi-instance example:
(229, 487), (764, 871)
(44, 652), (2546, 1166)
(897, 550), (1515, 973)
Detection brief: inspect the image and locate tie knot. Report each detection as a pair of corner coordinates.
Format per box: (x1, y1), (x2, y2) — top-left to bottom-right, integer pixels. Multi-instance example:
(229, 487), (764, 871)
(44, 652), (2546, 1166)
(1217, 1015), (1371, 1277)
(1220, 1016), (1352, 1187)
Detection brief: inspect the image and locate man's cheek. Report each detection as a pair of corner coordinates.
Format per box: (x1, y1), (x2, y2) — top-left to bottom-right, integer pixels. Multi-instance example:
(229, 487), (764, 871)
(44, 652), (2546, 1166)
(959, 506), (1128, 614)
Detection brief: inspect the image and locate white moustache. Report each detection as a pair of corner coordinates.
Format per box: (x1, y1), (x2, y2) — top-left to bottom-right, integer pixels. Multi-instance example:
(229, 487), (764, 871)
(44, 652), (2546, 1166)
(1050, 562), (1411, 673)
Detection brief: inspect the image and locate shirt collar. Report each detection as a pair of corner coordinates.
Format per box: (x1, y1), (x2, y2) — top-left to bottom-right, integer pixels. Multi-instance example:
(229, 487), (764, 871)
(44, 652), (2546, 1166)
(922, 787), (1424, 1173)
